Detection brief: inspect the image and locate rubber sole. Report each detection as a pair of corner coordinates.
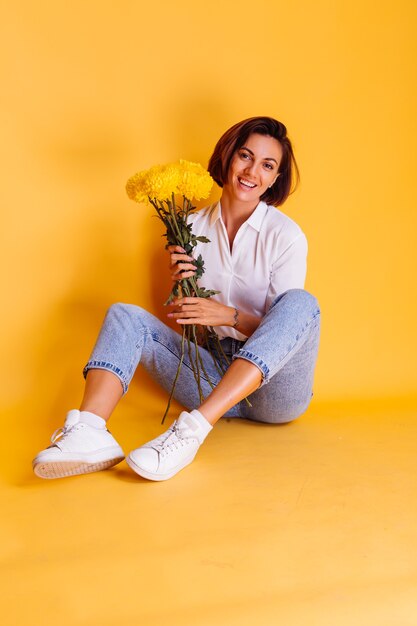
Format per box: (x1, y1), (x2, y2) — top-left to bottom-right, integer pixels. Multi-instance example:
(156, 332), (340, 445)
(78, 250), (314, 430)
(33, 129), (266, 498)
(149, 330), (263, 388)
(33, 456), (125, 479)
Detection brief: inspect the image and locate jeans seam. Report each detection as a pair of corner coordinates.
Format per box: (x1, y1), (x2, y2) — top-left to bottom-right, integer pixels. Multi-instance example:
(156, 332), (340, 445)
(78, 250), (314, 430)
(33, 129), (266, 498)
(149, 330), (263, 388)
(83, 361), (129, 394)
(232, 350), (269, 382)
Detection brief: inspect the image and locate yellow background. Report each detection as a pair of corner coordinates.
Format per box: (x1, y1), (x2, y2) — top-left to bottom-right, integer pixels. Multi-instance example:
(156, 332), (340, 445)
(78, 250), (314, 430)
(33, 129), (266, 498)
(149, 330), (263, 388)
(1, 1), (417, 625)
(1, 0), (417, 415)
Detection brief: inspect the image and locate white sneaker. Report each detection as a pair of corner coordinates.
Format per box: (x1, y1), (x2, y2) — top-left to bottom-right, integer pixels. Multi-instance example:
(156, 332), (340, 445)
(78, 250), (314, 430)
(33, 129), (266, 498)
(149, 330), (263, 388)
(126, 410), (213, 481)
(33, 409), (125, 479)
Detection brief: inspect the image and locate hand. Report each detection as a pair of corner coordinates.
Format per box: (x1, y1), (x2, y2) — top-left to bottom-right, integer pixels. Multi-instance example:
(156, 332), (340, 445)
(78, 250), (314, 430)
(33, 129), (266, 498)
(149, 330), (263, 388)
(167, 245), (196, 282)
(167, 296), (235, 327)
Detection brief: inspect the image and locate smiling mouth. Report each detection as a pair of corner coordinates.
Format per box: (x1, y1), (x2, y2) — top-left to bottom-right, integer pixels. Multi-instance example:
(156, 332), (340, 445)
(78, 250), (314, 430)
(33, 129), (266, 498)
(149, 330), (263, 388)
(238, 177), (257, 189)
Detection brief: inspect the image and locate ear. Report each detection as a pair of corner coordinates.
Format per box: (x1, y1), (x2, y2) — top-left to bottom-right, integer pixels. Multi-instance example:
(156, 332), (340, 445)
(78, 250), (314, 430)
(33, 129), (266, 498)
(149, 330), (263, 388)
(269, 174), (280, 188)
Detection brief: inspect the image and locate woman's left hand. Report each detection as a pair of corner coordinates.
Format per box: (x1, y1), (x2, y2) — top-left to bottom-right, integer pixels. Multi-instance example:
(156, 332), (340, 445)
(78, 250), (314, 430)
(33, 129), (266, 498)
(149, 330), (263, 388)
(167, 297), (235, 327)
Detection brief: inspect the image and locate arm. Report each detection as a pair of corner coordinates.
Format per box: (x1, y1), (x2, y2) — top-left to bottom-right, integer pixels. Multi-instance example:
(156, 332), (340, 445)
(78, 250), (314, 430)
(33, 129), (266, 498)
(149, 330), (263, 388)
(166, 244), (263, 335)
(265, 233), (308, 309)
(229, 231), (307, 334)
(167, 298), (263, 338)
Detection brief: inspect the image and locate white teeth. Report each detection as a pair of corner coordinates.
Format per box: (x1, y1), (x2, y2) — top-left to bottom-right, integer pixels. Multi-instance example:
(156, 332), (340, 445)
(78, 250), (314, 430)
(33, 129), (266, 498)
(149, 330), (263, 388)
(239, 178), (256, 188)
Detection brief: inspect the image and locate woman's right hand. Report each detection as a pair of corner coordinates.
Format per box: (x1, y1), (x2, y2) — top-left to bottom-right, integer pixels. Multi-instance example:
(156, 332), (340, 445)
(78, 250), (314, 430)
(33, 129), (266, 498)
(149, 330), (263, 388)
(167, 245), (196, 282)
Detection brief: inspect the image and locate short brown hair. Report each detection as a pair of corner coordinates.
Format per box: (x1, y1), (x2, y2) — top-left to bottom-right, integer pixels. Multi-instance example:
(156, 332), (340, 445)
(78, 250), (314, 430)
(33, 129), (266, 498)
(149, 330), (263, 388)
(208, 116), (299, 206)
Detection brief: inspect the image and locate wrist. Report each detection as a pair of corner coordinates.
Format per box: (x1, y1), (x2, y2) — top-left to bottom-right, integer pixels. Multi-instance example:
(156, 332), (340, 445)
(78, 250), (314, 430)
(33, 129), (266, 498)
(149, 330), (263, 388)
(231, 307), (239, 329)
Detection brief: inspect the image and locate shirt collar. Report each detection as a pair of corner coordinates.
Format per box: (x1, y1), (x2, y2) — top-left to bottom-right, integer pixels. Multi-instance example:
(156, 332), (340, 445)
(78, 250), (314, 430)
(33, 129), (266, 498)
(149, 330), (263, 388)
(210, 200), (268, 232)
(208, 202), (222, 226)
(246, 201), (268, 232)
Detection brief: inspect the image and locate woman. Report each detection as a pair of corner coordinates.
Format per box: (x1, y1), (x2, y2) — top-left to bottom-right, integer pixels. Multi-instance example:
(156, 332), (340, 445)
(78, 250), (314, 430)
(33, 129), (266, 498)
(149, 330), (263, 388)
(33, 116), (321, 482)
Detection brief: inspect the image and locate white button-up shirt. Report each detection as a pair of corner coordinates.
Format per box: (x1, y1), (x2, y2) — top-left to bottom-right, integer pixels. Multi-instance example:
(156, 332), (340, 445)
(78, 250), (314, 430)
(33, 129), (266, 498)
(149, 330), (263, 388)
(188, 200), (308, 340)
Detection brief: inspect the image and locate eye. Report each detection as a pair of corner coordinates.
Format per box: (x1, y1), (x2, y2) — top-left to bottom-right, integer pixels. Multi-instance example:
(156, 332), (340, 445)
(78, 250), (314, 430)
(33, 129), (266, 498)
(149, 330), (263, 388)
(263, 163), (274, 170)
(239, 151), (251, 160)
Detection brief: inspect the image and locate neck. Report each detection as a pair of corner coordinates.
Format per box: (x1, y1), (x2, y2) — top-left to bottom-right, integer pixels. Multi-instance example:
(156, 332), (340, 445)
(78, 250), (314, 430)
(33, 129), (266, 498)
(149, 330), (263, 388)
(220, 188), (260, 227)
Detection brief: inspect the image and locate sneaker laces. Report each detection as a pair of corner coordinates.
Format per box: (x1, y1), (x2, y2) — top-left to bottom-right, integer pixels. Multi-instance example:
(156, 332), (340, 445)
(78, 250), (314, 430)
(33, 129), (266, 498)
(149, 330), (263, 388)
(148, 422), (191, 455)
(50, 423), (83, 446)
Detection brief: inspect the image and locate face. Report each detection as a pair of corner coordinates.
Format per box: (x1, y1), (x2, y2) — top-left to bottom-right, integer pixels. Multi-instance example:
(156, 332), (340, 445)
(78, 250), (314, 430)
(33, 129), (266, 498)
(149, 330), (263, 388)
(226, 133), (283, 203)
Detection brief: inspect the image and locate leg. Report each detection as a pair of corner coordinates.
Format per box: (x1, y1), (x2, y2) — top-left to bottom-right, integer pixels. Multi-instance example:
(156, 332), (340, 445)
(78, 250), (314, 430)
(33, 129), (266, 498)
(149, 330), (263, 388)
(33, 303), (222, 480)
(195, 289), (321, 425)
(229, 288), (321, 423)
(79, 370), (123, 422)
(198, 358), (262, 425)
(127, 289), (321, 481)
(80, 292), (319, 425)
(81, 302), (224, 418)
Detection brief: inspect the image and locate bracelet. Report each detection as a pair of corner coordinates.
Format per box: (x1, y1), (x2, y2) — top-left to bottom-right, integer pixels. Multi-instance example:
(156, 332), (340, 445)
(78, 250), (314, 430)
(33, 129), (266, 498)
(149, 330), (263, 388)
(232, 308), (239, 328)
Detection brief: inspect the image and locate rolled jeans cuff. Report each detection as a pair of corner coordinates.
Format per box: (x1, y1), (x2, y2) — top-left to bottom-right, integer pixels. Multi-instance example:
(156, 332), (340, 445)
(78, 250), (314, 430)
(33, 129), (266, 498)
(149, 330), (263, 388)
(83, 360), (129, 395)
(232, 349), (270, 384)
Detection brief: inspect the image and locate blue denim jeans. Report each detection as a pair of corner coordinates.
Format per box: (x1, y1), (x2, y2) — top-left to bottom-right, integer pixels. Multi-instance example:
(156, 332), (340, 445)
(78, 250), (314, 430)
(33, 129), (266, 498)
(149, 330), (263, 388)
(83, 289), (321, 423)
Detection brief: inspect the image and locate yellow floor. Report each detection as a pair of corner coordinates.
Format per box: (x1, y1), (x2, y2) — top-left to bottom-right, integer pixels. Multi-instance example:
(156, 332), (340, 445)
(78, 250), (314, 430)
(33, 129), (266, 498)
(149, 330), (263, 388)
(2, 392), (417, 626)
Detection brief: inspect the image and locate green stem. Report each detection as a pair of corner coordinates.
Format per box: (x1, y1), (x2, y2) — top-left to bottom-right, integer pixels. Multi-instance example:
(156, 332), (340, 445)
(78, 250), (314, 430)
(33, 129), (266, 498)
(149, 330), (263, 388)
(186, 326), (205, 401)
(161, 325), (186, 425)
(212, 331), (231, 367)
(191, 325), (204, 403)
(188, 275), (200, 295)
(203, 327), (227, 378)
(195, 338), (216, 391)
(185, 196), (192, 220)
(169, 194), (184, 247)
(157, 192), (253, 419)
(186, 325), (196, 371)
(181, 279), (193, 297)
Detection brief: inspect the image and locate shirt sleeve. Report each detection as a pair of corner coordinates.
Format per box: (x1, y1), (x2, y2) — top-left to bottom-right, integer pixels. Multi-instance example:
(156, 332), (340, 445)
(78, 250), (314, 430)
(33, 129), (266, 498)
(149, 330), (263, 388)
(265, 232), (308, 311)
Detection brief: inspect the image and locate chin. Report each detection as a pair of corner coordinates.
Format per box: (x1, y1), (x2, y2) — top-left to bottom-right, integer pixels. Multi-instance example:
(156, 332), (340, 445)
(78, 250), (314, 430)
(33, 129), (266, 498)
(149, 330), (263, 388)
(235, 190), (263, 204)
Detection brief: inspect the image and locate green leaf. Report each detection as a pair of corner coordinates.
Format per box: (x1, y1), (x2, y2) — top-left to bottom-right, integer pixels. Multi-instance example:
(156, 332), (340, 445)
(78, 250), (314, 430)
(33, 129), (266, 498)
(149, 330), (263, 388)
(195, 236), (211, 243)
(197, 287), (220, 298)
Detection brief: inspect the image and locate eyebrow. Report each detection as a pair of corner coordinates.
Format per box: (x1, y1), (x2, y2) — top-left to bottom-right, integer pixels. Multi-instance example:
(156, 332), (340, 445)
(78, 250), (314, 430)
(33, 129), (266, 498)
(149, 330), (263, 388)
(240, 146), (279, 164)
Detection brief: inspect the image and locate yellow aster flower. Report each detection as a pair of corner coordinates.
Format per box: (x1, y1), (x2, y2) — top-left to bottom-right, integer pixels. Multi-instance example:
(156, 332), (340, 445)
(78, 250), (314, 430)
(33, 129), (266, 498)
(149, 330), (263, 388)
(145, 163), (181, 201)
(126, 159), (213, 205)
(177, 160), (213, 200)
(125, 170), (149, 203)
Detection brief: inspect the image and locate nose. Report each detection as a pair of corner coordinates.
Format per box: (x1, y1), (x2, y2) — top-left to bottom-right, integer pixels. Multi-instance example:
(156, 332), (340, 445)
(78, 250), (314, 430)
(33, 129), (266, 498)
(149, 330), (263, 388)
(243, 160), (257, 177)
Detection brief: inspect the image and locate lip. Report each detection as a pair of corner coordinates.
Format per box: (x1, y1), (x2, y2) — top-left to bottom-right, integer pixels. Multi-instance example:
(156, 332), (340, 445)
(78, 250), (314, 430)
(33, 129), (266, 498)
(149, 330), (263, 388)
(237, 176), (257, 190)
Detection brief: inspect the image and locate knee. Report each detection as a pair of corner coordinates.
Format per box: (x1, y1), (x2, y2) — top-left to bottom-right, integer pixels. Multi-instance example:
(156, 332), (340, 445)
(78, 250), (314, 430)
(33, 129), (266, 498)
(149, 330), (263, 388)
(271, 289), (321, 318)
(107, 302), (145, 317)
(298, 289), (320, 316)
(106, 302), (132, 323)
(105, 302), (151, 328)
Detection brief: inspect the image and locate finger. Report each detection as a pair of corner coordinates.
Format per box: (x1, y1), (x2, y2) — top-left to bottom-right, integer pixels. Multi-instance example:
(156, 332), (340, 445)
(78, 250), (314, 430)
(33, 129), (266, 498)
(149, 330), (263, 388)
(168, 305), (202, 318)
(167, 245), (186, 253)
(175, 318), (205, 325)
(169, 298), (196, 306)
(167, 309), (197, 318)
(177, 297), (199, 304)
(167, 299), (185, 308)
(170, 269), (196, 282)
(171, 271), (196, 282)
(170, 253), (194, 265)
(170, 262), (196, 273)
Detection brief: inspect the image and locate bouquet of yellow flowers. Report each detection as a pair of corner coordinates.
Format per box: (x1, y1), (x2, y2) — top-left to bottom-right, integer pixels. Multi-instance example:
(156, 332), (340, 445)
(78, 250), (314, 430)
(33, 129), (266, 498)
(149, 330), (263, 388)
(126, 159), (232, 423)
